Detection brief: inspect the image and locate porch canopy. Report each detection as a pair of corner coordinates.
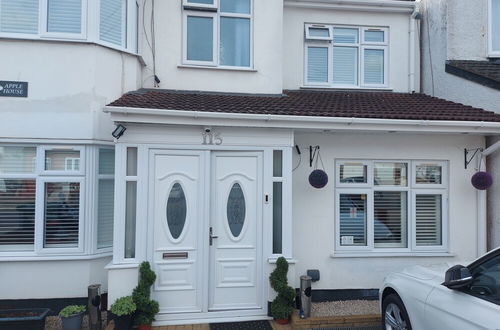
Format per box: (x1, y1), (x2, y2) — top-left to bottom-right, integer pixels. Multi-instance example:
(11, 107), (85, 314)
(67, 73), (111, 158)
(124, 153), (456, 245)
(105, 89), (500, 134)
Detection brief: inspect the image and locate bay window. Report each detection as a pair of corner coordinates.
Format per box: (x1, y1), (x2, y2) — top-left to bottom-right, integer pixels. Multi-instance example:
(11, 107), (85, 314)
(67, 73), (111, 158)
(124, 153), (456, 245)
(490, 0), (500, 56)
(335, 160), (447, 254)
(183, 0), (252, 68)
(305, 24), (389, 88)
(100, 0), (127, 47)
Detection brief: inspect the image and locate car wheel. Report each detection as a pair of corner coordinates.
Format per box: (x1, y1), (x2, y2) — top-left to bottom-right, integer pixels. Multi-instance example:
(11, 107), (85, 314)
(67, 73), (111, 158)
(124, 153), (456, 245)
(382, 293), (412, 330)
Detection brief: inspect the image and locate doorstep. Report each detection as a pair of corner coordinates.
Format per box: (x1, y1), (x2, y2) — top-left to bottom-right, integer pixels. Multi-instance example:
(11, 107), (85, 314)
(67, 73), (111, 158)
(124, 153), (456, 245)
(290, 310), (381, 329)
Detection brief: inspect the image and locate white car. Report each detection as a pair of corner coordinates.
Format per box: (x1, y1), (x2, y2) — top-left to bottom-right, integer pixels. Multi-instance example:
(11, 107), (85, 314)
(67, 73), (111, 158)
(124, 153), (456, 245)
(380, 247), (500, 330)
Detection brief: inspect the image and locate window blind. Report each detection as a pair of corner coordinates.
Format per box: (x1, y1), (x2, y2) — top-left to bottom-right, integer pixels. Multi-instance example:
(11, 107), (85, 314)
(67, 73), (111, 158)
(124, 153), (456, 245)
(0, 179), (36, 249)
(44, 182), (80, 248)
(364, 49), (384, 84)
(333, 47), (358, 85)
(220, 17), (250, 67)
(365, 30), (384, 43)
(0, 146), (36, 174)
(97, 179), (114, 249)
(493, 0), (500, 52)
(374, 191), (406, 247)
(47, 0), (82, 34)
(339, 193), (367, 246)
(100, 0), (126, 46)
(416, 194), (442, 246)
(307, 47), (328, 83)
(333, 28), (358, 44)
(0, 0), (38, 34)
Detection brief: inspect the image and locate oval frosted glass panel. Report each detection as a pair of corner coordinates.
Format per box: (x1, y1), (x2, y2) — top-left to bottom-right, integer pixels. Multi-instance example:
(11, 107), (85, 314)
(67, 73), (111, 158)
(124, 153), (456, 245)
(166, 183), (187, 239)
(227, 183), (246, 238)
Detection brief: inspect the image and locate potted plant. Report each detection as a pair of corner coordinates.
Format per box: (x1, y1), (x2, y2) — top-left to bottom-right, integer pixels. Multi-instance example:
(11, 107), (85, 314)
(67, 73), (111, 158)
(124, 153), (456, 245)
(132, 261), (160, 330)
(59, 305), (86, 330)
(110, 296), (136, 330)
(269, 257), (295, 325)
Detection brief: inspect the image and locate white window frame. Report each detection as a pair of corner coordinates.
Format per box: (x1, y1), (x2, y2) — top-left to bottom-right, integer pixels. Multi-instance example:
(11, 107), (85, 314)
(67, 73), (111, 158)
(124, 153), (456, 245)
(334, 159), (448, 255)
(182, 0), (254, 69)
(304, 24), (389, 89)
(305, 23), (332, 41)
(489, 0), (500, 57)
(39, 0), (88, 40)
(40, 146), (85, 176)
(183, 0), (218, 10)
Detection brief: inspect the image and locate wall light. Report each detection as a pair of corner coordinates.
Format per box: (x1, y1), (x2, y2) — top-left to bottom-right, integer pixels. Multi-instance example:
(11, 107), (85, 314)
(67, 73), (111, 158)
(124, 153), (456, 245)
(112, 124), (126, 139)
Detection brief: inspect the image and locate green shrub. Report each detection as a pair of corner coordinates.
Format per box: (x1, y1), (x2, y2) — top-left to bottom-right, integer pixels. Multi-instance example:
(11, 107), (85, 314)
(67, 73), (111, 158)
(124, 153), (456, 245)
(110, 296), (136, 316)
(59, 305), (86, 318)
(269, 257), (295, 320)
(132, 261), (160, 325)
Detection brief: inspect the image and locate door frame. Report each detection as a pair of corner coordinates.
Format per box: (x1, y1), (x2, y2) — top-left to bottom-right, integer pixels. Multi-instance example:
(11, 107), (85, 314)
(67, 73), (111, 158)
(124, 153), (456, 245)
(146, 146), (271, 324)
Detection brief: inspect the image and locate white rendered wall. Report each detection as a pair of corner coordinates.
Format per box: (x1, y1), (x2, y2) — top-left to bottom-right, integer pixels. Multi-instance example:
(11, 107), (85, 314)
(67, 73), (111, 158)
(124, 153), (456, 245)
(0, 41), (142, 141)
(0, 257), (111, 299)
(282, 7), (417, 92)
(140, 0), (284, 94)
(291, 132), (484, 289)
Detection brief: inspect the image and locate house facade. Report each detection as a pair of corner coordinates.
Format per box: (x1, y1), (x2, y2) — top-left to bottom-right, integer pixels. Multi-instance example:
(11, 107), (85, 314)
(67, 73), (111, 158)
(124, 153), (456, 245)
(420, 0), (500, 250)
(1, 0), (500, 326)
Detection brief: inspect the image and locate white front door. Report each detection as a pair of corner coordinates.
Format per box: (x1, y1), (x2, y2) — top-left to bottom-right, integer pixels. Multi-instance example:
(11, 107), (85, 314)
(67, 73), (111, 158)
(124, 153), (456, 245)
(151, 150), (263, 316)
(209, 152), (263, 311)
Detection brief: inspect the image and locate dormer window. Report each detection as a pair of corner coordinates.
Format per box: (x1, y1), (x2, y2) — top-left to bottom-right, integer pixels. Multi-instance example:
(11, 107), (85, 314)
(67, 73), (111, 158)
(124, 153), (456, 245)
(183, 0), (252, 68)
(304, 24), (389, 89)
(489, 0), (500, 57)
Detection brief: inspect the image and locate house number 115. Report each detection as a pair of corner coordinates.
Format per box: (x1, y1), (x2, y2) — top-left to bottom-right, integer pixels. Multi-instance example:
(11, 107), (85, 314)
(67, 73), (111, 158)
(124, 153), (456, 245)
(202, 130), (223, 145)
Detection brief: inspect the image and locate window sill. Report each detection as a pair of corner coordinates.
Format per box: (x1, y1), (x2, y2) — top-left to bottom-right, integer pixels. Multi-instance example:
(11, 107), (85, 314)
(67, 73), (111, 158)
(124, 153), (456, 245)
(330, 252), (454, 258)
(178, 64), (257, 72)
(0, 251), (112, 262)
(105, 262), (140, 270)
(268, 256), (297, 264)
(301, 85), (393, 91)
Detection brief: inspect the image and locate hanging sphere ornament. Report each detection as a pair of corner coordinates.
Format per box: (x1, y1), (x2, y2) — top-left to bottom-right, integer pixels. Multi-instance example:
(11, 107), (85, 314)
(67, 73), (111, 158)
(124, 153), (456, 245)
(309, 169), (328, 189)
(471, 171), (493, 190)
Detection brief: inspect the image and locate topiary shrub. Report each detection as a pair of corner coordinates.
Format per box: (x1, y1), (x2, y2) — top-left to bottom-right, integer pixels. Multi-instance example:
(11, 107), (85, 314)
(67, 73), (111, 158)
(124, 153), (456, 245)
(132, 261), (160, 326)
(269, 257), (295, 320)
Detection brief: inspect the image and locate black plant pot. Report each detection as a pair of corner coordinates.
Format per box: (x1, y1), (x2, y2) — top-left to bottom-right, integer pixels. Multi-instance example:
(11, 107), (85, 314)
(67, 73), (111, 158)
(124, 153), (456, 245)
(110, 312), (134, 330)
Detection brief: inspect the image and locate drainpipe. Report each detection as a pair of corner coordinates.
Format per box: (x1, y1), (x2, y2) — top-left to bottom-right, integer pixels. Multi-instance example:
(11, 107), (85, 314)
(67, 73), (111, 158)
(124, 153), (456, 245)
(408, 4), (420, 93)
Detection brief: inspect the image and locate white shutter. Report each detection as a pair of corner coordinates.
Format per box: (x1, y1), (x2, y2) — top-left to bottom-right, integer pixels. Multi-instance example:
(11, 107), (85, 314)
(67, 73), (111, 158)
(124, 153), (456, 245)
(307, 46), (328, 83)
(415, 194), (442, 246)
(339, 193), (367, 246)
(364, 48), (385, 84)
(333, 46), (358, 85)
(0, 0), (38, 34)
(47, 0), (82, 34)
(374, 191), (407, 248)
(100, 0), (126, 46)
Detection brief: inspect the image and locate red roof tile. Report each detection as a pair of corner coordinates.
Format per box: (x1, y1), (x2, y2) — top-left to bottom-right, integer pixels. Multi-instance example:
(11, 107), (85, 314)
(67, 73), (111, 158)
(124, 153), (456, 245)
(107, 89), (500, 122)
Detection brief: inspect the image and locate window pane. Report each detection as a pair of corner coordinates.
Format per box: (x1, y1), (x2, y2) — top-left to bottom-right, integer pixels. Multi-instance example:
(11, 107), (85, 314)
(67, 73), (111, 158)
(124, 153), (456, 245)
(339, 163), (367, 183)
(220, 0), (250, 14)
(0, 146), (36, 174)
(493, 0), (500, 51)
(333, 28), (358, 44)
(333, 46), (358, 85)
(273, 182), (282, 254)
(468, 254), (500, 304)
(220, 17), (250, 67)
(97, 179), (114, 249)
(416, 194), (442, 246)
(125, 181), (137, 258)
(0, 0), (38, 34)
(307, 47), (328, 83)
(99, 149), (115, 175)
(374, 191), (407, 248)
(415, 163), (442, 184)
(44, 182), (80, 248)
(126, 147), (137, 176)
(187, 16), (213, 62)
(47, 0), (82, 34)
(45, 149), (80, 171)
(364, 30), (384, 43)
(166, 182), (187, 240)
(187, 0), (214, 4)
(309, 27), (330, 38)
(0, 179), (35, 250)
(374, 163), (407, 186)
(227, 183), (246, 238)
(339, 193), (367, 246)
(100, 0), (127, 46)
(364, 49), (384, 84)
(273, 150), (283, 177)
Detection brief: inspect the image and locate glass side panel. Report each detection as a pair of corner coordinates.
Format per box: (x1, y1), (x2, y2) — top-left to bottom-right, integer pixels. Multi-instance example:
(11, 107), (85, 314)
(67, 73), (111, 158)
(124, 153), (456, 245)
(166, 183), (187, 240)
(273, 150), (283, 177)
(124, 181), (137, 258)
(99, 149), (115, 175)
(227, 183), (246, 238)
(272, 182), (282, 254)
(97, 179), (114, 249)
(126, 147), (137, 176)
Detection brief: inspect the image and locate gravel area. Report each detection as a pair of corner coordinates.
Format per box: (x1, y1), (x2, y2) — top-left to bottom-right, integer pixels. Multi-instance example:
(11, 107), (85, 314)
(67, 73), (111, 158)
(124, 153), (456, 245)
(311, 300), (380, 317)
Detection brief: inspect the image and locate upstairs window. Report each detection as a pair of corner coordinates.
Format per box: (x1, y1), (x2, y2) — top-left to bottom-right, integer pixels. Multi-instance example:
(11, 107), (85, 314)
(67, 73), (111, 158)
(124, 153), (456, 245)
(100, 0), (127, 47)
(305, 24), (388, 88)
(183, 0), (252, 68)
(490, 0), (500, 56)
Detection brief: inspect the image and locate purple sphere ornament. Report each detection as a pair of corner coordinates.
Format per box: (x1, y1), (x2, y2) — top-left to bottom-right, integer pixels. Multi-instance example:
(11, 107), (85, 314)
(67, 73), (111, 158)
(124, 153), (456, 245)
(309, 169), (328, 189)
(471, 171), (493, 190)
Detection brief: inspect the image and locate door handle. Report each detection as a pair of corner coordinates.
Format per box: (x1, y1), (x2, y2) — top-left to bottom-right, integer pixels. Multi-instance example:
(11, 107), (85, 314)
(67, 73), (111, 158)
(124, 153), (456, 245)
(209, 227), (218, 246)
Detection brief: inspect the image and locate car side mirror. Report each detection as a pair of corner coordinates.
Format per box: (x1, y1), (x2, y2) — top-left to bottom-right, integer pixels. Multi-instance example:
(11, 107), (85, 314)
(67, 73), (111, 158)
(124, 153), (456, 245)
(442, 264), (473, 289)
